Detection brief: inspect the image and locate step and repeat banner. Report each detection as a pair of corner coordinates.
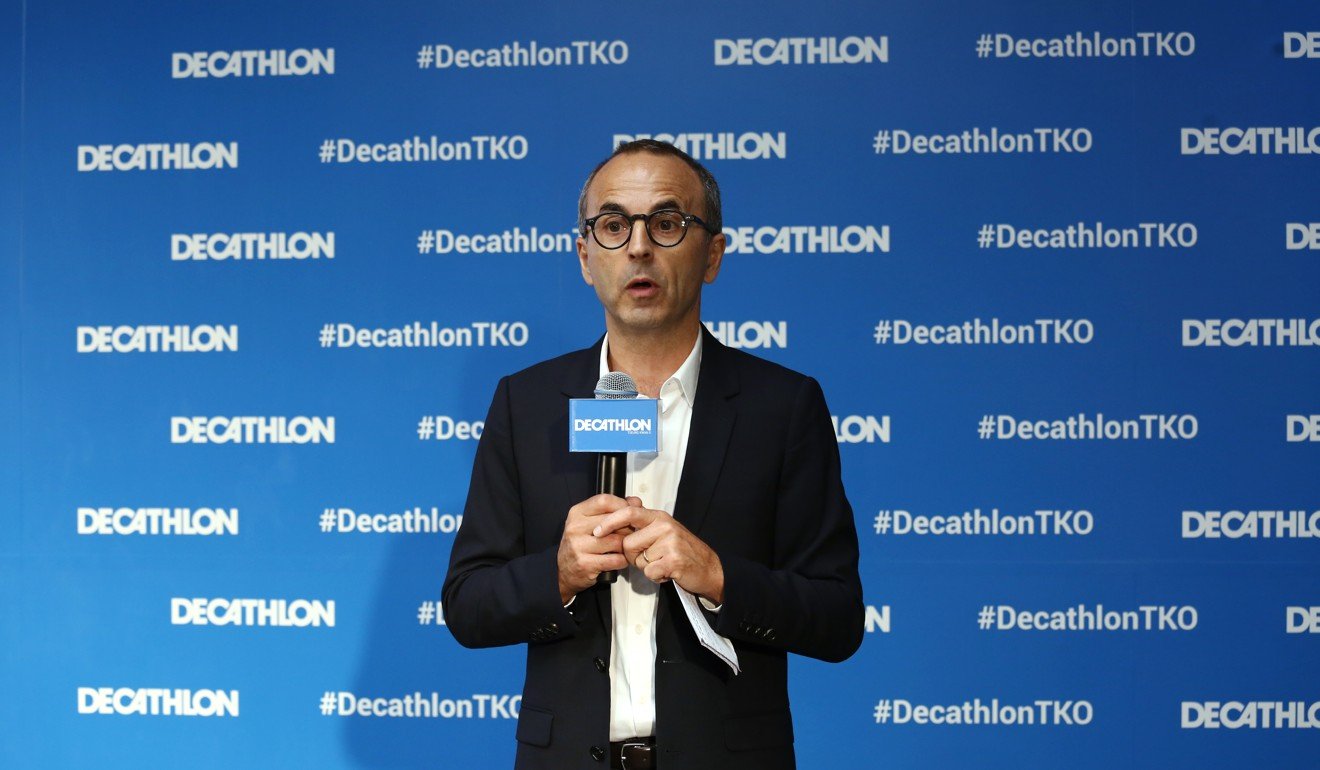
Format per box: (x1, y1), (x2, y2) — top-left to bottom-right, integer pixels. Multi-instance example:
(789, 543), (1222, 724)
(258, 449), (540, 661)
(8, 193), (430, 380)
(4, 0), (1319, 767)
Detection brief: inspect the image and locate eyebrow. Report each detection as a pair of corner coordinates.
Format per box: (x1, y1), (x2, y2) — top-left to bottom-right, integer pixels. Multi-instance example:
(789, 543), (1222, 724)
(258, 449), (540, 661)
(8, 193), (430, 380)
(594, 198), (687, 216)
(649, 198), (684, 212)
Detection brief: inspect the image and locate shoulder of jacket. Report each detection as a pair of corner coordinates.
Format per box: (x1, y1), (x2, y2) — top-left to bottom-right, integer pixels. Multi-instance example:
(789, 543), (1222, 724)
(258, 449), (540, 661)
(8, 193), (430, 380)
(502, 344), (594, 386)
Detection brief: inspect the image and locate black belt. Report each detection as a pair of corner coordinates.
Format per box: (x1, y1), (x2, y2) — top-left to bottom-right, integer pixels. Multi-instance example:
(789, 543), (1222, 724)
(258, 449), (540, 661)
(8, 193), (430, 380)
(609, 736), (656, 769)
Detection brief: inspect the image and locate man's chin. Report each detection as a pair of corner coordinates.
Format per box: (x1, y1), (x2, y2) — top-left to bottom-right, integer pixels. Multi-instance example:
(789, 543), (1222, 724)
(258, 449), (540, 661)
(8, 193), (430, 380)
(610, 309), (673, 334)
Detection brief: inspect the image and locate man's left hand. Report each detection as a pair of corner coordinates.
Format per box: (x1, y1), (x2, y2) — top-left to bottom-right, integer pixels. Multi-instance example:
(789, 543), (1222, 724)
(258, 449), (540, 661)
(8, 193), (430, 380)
(592, 496), (724, 605)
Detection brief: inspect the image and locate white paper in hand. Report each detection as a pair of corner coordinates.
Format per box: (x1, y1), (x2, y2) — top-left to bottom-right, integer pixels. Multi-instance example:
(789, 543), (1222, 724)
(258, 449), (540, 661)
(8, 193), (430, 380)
(673, 582), (740, 674)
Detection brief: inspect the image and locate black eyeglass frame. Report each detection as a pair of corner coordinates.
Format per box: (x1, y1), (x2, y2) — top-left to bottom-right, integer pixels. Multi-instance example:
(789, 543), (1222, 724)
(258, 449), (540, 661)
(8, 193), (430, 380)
(580, 209), (717, 249)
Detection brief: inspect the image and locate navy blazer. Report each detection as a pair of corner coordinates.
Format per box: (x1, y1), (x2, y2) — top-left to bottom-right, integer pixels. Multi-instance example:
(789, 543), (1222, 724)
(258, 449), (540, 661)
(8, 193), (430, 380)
(442, 326), (864, 769)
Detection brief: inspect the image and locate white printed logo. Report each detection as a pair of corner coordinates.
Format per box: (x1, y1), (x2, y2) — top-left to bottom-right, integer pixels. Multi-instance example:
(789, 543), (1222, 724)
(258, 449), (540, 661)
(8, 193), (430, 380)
(833, 415), (890, 444)
(723, 225), (889, 254)
(714, 36), (888, 66)
(613, 133), (786, 160)
(1286, 415), (1320, 442)
(703, 321), (787, 349)
(1283, 32), (1320, 59)
(172, 49), (334, 78)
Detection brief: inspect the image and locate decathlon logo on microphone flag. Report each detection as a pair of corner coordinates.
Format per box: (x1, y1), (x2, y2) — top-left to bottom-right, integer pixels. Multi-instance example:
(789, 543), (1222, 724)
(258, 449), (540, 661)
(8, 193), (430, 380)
(569, 399), (659, 453)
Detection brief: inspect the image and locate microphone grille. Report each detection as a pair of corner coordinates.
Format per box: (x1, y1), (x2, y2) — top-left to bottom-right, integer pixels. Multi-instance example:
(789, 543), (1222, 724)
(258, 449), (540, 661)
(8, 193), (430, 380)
(595, 371), (638, 399)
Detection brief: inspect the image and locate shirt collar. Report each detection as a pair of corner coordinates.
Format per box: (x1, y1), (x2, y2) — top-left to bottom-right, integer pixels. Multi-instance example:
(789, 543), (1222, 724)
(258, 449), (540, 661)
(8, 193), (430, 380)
(598, 330), (703, 409)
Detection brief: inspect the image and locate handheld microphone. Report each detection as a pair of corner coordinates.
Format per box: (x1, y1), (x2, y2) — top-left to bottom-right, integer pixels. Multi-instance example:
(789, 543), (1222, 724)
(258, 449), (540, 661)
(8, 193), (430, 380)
(593, 371), (637, 585)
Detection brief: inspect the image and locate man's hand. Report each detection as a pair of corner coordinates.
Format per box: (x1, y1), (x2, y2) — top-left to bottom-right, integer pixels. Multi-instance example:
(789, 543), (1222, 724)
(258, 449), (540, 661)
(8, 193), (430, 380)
(593, 496), (725, 604)
(557, 494), (631, 603)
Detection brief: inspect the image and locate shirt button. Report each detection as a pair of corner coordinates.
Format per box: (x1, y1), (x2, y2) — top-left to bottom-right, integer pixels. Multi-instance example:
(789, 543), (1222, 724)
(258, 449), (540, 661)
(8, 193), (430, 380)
(634, 624), (643, 635)
(638, 483), (649, 494)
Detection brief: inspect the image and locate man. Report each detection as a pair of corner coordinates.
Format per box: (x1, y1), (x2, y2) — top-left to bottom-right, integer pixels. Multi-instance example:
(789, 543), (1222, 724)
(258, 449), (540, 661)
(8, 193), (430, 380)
(442, 140), (863, 769)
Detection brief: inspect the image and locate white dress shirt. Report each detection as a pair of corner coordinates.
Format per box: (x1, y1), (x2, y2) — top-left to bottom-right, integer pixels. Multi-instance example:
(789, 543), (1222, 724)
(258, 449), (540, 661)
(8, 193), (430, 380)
(600, 331), (702, 741)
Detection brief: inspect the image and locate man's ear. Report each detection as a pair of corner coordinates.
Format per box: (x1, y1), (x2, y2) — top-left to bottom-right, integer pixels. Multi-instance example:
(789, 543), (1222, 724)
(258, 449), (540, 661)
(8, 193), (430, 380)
(703, 232), (725, 284)
(577, 236), (594, 286)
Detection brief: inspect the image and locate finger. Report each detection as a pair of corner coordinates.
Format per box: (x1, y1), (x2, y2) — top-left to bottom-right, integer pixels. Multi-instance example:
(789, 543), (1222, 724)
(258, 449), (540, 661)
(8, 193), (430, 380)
(642, 556), (671, 584)
(593, 506), (658, 538)
(621, 522), (667, 560)
(572, 494), (630, 519)
(625, 496), (644, 508)
(578, 552), (628, 574)
(597, 508), (654, 538)
(633, 542), (663, 569)
(578, 533), (625, 555)
(567, 512), (637, 537)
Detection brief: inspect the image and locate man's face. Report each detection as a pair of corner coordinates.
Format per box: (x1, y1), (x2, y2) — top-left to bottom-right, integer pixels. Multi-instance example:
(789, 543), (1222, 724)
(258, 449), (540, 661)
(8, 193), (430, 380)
(577, 152), (724, 336)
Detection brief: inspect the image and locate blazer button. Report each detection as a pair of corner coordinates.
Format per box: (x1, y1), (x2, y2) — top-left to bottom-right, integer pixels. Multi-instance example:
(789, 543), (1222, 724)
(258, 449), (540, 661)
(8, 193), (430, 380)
(594, 657), (607, 673)
(590, 745), (605, 762)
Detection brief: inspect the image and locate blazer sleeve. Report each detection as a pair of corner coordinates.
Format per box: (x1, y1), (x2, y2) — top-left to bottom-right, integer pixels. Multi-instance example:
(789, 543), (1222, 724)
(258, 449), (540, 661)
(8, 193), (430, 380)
(441, 375), (578, 648)
(712, 375), (865, 663)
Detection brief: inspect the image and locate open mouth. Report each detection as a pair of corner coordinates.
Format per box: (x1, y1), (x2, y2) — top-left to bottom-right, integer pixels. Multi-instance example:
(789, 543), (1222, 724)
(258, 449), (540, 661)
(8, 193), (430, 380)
(625, 277), (659, 299)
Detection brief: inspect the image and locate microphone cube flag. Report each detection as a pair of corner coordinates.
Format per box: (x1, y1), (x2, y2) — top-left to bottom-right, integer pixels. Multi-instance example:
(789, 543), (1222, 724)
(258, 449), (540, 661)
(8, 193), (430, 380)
(569, 399), (660, 453)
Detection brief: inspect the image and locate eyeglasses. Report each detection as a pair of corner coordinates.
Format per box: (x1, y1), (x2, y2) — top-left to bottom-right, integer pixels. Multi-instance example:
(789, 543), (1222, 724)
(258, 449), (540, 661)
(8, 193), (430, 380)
(581, 209), (716, 249)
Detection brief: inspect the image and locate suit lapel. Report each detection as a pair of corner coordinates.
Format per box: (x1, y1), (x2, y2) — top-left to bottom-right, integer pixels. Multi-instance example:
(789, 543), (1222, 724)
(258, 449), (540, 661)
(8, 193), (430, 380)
(672, 326), (739, 537)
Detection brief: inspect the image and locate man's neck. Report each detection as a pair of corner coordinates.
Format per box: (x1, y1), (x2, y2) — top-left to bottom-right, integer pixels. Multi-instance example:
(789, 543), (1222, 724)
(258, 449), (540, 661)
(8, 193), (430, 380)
(605, 322), (700, 398)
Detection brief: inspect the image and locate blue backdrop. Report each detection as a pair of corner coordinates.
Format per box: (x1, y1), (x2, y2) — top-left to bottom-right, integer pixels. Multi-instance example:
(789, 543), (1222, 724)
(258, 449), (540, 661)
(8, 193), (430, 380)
(4, 0), (1320, 767)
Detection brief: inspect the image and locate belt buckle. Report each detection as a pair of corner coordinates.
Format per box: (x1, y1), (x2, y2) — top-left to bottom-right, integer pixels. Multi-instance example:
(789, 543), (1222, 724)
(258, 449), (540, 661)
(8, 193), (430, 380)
(619, 740), (653, 770)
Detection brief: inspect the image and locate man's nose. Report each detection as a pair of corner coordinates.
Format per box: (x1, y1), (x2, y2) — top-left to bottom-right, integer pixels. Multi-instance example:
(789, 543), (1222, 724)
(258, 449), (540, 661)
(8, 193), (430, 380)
(624, 217), (654, 259)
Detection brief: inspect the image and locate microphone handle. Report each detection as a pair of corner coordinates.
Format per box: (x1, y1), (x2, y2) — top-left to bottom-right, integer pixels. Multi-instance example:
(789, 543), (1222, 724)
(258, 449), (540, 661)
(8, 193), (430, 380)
(594, 452), (626, 585)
